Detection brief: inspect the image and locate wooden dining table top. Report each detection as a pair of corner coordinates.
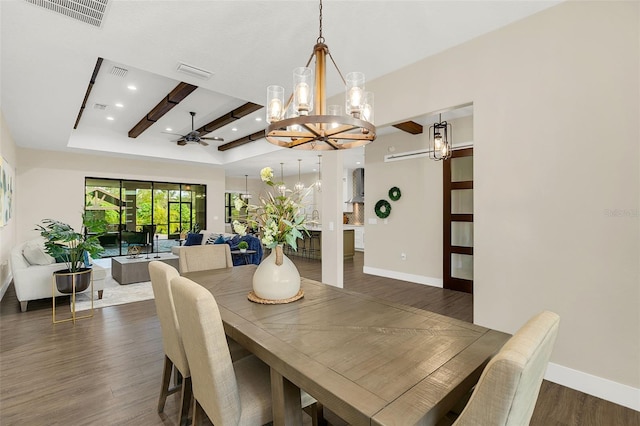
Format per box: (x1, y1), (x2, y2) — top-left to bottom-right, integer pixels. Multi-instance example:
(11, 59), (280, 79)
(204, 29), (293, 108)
(184, 265), (510, 426)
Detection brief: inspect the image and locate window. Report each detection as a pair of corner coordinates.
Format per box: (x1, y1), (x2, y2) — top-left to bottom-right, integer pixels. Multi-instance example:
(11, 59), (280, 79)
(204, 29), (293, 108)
(225, 192), (243, 224)
(85, 178), (206, 257)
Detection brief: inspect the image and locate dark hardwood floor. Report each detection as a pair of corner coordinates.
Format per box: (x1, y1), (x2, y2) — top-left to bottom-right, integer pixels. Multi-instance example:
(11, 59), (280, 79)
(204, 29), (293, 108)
(0, 252), (637, 425)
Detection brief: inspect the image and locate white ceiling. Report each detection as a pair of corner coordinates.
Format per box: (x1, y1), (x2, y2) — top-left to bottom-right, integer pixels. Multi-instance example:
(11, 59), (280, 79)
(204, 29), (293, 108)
(0, 0), (560, 178)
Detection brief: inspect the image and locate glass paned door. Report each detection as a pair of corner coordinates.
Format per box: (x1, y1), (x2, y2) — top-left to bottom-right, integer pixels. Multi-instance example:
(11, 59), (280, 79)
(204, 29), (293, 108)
(443, 148), (474, 293)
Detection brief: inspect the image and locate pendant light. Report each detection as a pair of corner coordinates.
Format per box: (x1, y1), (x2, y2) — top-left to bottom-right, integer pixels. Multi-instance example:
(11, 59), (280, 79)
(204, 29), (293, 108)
(315, 155), (322, 191)
(429, 114), (452, 161)
(277, 163), (287, 195)
(241, 174), (252, 200)
(294, 159), (305, 191)
(265, 0), (376, 150)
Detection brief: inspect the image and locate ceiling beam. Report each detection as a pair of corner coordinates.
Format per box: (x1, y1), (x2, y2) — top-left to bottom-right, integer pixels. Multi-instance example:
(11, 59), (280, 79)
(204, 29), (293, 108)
(128, 82), (197, 138)
(392, 121), (423, 135)
(73, 57), (103, 129)
(218, 130), (266, 151)
(195, 102), (263, 135)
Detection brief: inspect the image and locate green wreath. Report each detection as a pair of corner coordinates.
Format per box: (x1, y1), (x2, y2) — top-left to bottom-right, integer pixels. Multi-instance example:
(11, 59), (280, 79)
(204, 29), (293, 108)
(389, 187), (401, 201)
(375, 199), (391, 219)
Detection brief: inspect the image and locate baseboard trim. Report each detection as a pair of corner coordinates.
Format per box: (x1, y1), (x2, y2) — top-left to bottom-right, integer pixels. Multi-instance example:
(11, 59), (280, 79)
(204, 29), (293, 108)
(363, 266), (442, 288)
(545, 363), (639, 411)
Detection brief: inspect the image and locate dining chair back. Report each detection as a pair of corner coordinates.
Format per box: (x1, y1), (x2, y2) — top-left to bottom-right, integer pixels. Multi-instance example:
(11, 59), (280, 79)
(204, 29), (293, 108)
(452, 311), (560, 426)
(148, 261), (191, 424)
(178, 244), (233, 273)
(170, 275), (271, 425)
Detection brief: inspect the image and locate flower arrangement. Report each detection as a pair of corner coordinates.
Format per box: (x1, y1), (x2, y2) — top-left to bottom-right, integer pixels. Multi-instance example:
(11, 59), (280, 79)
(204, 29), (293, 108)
(233, 167), (313, 251)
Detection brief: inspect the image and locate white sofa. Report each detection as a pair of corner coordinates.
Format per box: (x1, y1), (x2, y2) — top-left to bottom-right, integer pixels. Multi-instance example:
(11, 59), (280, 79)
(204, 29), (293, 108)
(10, 238), (106, 312)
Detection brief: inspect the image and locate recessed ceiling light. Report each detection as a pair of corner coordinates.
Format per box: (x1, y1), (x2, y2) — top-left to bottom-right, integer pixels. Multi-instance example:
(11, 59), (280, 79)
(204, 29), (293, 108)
(356, 161), (361, 165)
(127, 85), (137, 91)
(106, 116), (114, 121)
(232, 127), (238, 132)
(165, 128), (172, 132)
(255, 117), (262, 122)
(115, 103), (124, 108)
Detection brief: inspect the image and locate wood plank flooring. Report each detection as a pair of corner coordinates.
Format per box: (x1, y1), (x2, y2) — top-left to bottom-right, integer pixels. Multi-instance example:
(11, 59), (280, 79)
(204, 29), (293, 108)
(1, 252), (637, 425)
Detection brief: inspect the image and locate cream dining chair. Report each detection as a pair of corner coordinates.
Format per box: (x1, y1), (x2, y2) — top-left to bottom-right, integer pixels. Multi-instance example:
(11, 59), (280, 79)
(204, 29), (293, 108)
(148, 261), (191, 426)
(170, 275), (323, 426)
(178, 244), (233, 273)
(149, 260), (251, 426)
(448, 311), (560, 426)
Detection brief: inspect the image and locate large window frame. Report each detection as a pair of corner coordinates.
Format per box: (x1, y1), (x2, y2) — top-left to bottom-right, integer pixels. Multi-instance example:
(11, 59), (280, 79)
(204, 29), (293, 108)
(85, 177), (206, 257)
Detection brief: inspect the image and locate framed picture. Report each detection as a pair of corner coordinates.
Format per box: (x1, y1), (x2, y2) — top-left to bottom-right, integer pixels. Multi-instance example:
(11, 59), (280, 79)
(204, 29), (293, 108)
(0, 156), (15, 227)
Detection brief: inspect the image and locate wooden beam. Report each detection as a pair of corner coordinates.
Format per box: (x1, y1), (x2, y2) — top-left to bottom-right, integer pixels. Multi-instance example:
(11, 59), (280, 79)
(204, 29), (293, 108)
(195, 102), (263, 135)
(73, 57), (103, 129)
(128, 82), (198, 138)
(218, 130), (266, 151)
(392, 121), (423, 135)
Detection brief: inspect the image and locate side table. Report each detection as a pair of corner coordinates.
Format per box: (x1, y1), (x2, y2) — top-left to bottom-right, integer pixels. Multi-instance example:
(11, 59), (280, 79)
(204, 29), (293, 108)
(230, 249), (257, 265)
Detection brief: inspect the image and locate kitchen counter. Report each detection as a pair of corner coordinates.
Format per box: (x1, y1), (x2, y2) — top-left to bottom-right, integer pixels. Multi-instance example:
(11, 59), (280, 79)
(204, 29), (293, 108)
(289, 228), (355, 259)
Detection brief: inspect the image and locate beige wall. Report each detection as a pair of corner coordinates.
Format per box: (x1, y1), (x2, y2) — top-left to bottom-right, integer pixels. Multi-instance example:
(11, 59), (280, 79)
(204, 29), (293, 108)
(0, 110), (18, 299)
(16, 149), (226, 243)
(365, 0), (639, 400)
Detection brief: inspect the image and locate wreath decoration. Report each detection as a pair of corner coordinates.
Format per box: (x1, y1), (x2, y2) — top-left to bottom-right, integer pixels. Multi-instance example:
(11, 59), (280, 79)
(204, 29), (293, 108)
(375, 199), (392, 219)
(389, 187), (401, 201)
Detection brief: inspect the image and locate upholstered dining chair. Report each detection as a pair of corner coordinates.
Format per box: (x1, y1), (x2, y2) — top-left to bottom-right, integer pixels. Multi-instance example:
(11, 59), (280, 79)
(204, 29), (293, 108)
(178, 244), (233, 273)
(170, 275), (323, 426)
(448, 311), (560, 426)
(148, 261), (191, 426)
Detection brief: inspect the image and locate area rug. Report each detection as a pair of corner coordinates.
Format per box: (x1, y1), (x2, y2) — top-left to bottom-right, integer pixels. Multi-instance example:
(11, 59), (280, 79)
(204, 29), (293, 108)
(74, 276), (154, 312)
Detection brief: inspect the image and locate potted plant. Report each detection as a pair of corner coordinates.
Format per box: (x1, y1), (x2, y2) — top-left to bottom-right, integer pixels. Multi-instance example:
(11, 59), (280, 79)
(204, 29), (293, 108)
(36, 215), (106, 294)
(238, 241), (249, 253)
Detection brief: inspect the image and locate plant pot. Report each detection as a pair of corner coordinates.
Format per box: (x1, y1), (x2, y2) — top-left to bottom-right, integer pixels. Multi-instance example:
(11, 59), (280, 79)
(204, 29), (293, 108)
(239, 248), (247, 253)
(252, 245), (300, 300)
(54, 268), (92, 294)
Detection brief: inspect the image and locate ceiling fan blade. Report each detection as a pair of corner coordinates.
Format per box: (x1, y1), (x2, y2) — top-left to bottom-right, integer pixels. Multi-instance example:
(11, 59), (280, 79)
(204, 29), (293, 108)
(198, 140), (210, 147)
(177, 139), (187, 146)
(162, 131), (186, 137)
(200, 136), (224, 141)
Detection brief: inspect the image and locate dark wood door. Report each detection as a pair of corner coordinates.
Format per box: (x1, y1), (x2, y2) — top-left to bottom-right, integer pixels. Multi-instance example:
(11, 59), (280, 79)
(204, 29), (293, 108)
(443, 148), (474, 293)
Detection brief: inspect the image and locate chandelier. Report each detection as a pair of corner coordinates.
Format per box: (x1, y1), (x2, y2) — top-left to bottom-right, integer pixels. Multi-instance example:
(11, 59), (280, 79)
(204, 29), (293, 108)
(241, 174), (252, 200)
(265, 0), (376, 150)
(429, 114), (452, 161)
(294, 159), (305, 191)
(315, 155), (322, 191)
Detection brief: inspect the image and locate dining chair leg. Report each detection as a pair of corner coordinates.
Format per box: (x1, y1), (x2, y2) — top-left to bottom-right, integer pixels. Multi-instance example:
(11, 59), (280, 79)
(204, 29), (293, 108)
(304, 402), (326, 426)
(192, 399), (203, 426)
(178, 376), (193, 426)
(158, 355), (174, 412)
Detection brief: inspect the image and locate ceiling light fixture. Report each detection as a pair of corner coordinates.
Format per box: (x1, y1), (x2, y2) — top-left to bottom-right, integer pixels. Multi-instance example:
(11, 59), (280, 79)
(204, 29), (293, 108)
(294, 159), (305, 191)
(106, 116), (114, 121)
(429, 114), (452, 161)
(315, 155), (322, 191)
(265, 0), (376, 150)
(115, 103), (124, 108)
(277, 163), (287, 195)
(127, 85), (137, 91)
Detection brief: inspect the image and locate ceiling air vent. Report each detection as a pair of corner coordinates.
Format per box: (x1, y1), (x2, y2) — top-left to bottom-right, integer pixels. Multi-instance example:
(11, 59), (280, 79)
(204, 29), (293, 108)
(109, 66), (128, 77)
(24, 0), (109, 28)
(176, 62), (213, 80)
(93, 103), (107, 110)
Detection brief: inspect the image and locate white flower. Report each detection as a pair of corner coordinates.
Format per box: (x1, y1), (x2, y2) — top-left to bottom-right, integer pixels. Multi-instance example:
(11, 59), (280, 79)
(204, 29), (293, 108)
(232, 220), (247, 236)
(234, 196), (244, 211)
(260, 167), (274, 182)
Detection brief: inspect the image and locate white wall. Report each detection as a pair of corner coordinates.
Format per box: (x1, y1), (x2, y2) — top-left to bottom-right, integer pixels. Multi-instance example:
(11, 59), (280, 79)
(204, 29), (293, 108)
(365, 1), (639, 408)
(0, 110), (18, 300)
(16, 148), (226, 243)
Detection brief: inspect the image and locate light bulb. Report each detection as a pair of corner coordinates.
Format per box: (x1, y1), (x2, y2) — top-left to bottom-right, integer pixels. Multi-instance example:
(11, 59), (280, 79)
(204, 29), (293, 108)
(348, 87), (363, 112)
(295, 83), (311, 114)
(268, 98), (283, 123)
(295, 182), (305, 191)
(434, 133), (443, 150)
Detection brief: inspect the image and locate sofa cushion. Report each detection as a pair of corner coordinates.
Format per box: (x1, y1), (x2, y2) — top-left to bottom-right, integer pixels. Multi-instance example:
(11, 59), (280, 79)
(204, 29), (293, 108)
(204, 233), (221, 245)
(22, 241), (54, 265)
(184, 233), (204, 246)
(213, 235), (226, 244)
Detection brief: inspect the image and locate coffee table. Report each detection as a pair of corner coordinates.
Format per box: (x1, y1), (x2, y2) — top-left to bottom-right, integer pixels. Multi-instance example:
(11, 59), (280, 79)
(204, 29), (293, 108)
(111, 253), (179, 285)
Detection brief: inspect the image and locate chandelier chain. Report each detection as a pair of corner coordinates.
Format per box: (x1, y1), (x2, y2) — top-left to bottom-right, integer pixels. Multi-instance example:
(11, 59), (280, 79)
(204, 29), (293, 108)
(317, 0), (325, 44)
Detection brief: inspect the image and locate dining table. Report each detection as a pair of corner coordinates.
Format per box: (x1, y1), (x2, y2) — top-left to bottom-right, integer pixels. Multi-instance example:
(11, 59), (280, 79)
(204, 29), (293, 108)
(184, 265), (510, 426)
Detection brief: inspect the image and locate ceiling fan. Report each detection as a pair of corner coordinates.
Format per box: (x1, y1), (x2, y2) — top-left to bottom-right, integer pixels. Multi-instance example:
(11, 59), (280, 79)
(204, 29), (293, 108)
(163, 111), (224, 146)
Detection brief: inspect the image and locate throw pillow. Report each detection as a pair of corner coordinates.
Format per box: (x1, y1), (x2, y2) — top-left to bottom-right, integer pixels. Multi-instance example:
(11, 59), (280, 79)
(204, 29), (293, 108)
(213, 234), (226, 245)
(205, 233), (220, 245)
(22, 241), (55, 265)
(184, 233), (204, 246)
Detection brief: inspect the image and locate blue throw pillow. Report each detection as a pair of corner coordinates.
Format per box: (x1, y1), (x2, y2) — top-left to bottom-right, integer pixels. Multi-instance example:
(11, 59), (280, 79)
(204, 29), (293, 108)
(214, 235), (226, 244)
(184, 233), (203, 246)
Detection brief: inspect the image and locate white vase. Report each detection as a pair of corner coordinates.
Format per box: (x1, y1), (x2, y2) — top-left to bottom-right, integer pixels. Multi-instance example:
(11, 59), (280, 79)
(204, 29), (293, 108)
(252, 245), (300, 300)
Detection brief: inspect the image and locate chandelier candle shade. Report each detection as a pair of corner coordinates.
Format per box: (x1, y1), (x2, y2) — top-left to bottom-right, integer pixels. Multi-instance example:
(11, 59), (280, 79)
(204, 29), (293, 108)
(295, 159), (304, 191)
(265, 0), (376, 150)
